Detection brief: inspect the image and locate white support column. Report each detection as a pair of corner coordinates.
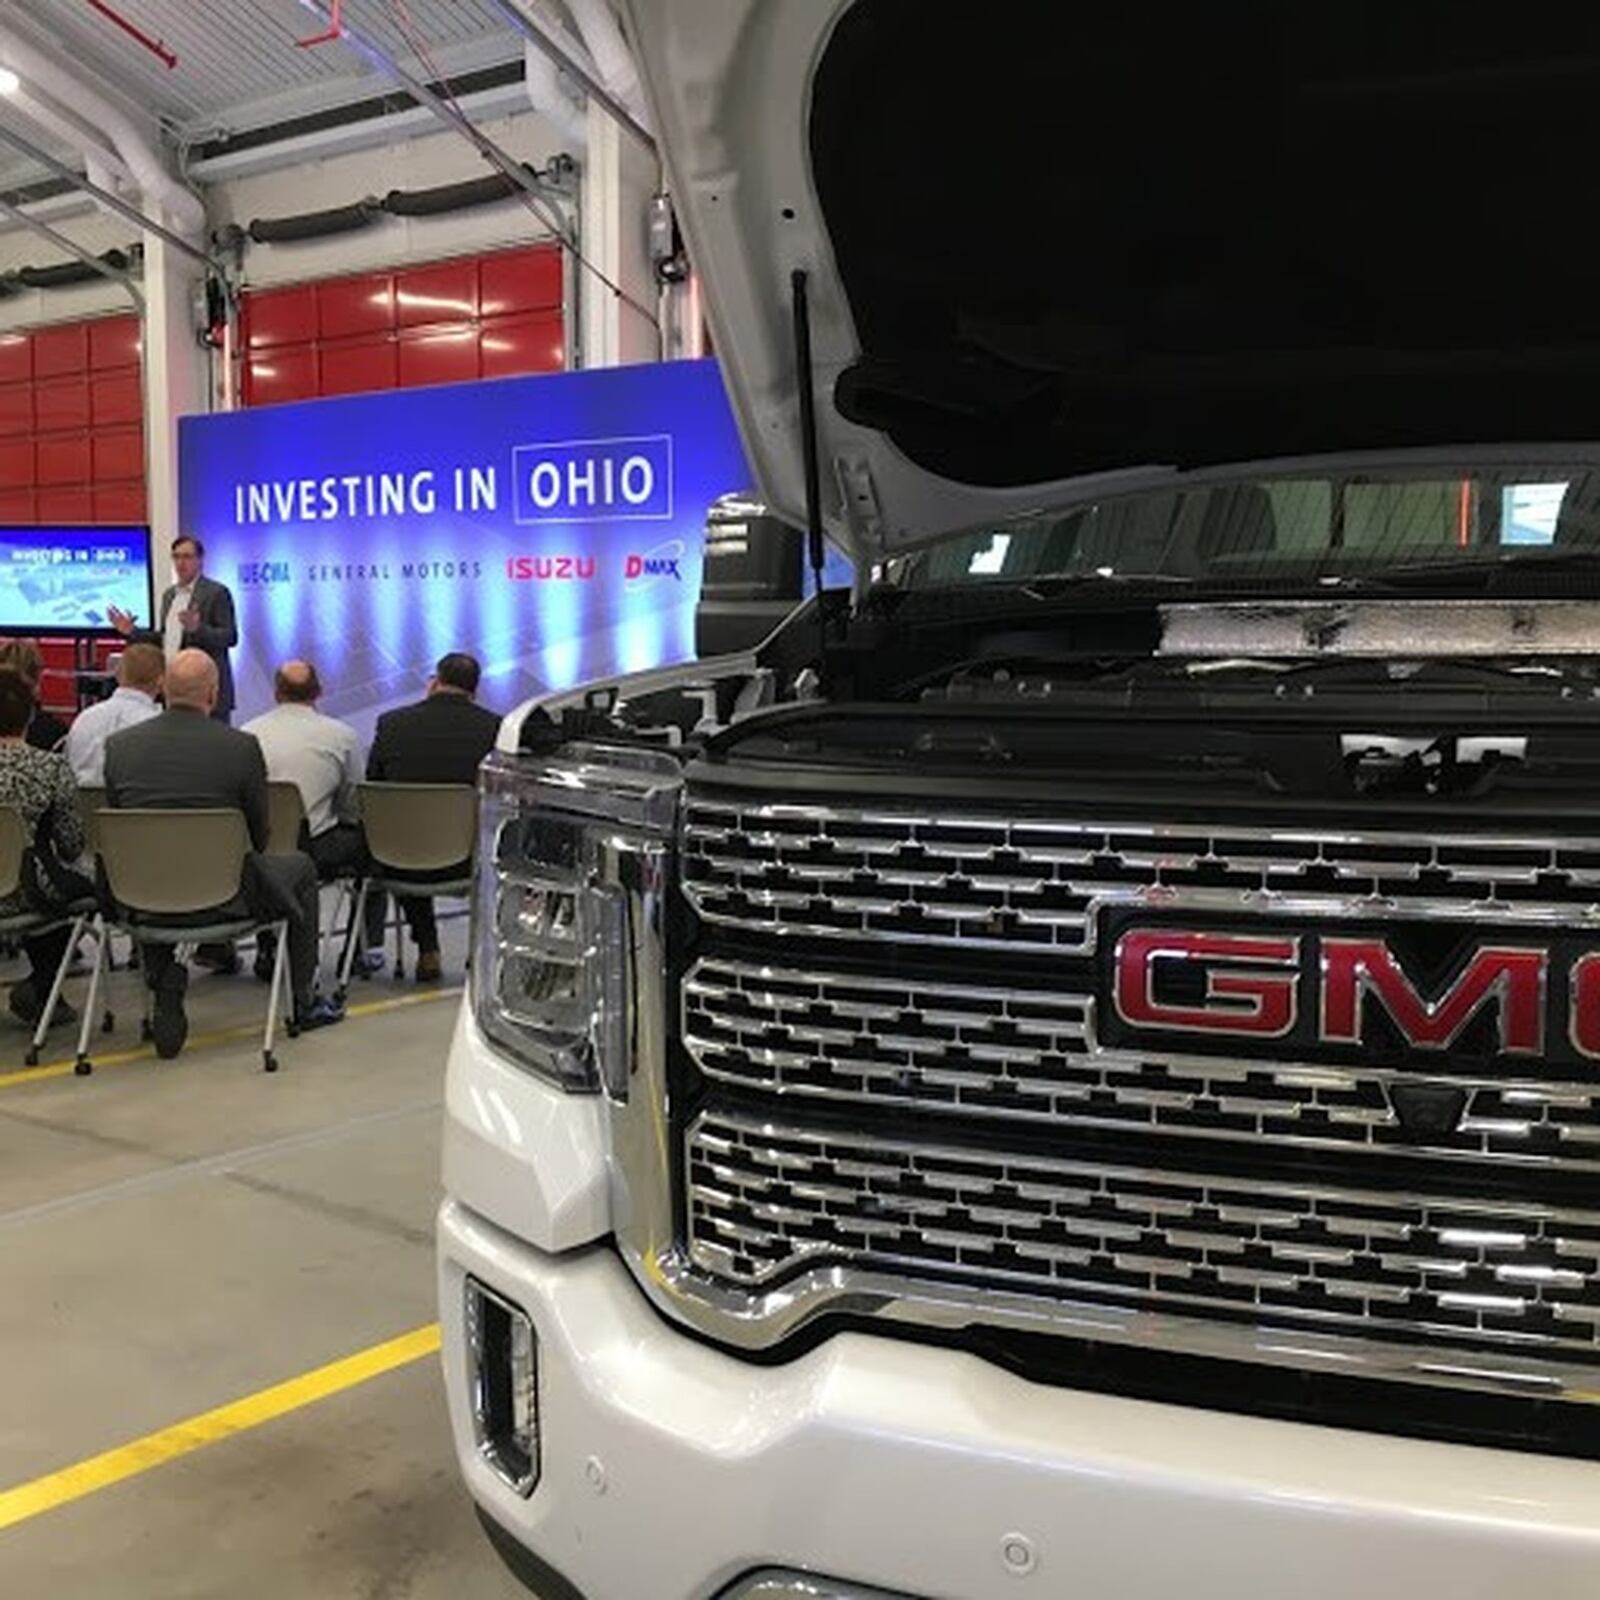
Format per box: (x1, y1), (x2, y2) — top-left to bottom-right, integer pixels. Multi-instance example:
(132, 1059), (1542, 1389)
(141, 231), (206, 552)
(577, 98), (661, 368)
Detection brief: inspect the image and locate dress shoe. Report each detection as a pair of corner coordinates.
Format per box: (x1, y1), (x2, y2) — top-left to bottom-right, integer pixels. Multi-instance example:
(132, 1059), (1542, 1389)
(415, 949), (442, 984)
(151, 977), (189, 1059)
(8, 981), (77, 1031)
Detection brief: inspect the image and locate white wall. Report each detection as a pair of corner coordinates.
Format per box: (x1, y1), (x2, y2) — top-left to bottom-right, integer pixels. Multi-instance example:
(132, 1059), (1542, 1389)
(212, 108), (573, 289)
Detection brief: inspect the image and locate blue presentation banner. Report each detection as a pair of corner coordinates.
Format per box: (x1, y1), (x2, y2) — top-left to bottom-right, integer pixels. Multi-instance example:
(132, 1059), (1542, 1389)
(178, 358), (752, 738)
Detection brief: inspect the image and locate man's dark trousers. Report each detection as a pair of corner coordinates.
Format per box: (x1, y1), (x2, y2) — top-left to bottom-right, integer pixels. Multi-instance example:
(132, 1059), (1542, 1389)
(143, 854), (321, 1013)
(259, 823), (386, 963)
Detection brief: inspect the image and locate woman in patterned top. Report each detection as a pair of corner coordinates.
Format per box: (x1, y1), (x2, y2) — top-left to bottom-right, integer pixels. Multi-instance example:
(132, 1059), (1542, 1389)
(0, 666), (84, 1028)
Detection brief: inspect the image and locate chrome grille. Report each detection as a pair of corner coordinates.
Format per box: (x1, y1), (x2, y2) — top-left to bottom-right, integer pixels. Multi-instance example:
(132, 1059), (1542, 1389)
(687, 1111), (1600, 1365)
(682, 799), (1600, 951)
(681, 959), (1600, 1171)
(663, 791), (1600, 1399)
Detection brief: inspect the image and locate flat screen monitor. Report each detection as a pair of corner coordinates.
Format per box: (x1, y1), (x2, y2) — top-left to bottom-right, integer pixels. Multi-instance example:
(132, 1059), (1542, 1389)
(0, 524), (153, 635)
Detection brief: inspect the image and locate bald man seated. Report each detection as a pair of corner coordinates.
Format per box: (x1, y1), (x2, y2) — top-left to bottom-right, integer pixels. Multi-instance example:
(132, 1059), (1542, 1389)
(242, 659), (385, 978)
(102, 649), (344, 1058)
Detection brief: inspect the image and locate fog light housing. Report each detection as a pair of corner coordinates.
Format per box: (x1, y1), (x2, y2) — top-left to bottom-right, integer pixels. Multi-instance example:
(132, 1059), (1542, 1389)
(465, 1277), (539, 1496)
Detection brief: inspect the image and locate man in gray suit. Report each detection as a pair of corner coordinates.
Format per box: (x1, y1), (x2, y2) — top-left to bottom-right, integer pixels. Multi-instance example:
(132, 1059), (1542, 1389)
(109, 534), (239, 723)
(103, 650), (344, 1058)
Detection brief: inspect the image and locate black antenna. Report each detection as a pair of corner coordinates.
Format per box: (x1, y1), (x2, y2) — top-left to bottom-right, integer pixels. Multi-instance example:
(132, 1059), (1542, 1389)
(790, 270), (828, 632)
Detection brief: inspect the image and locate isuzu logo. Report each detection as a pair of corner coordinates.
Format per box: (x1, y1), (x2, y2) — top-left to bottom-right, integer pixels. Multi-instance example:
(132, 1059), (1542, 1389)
(1110, 925), (1599, 1060)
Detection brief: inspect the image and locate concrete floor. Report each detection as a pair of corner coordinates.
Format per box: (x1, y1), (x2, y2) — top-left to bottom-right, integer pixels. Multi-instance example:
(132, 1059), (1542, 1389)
(0, 915), (537, 1598)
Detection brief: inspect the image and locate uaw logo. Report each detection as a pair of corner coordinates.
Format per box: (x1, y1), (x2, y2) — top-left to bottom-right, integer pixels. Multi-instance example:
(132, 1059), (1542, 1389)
(512, 434), (673, 525)
(624, 538), (685, 588)
(236, 560), (292, 587)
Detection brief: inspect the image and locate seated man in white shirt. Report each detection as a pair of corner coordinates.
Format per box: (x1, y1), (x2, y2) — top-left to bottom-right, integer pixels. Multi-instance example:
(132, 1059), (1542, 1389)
(242, 660), (384, 979)
(64, 642), (163, 787)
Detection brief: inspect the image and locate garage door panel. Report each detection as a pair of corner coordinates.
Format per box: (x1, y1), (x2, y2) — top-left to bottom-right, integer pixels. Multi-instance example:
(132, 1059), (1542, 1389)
(481, 312), (565, 378)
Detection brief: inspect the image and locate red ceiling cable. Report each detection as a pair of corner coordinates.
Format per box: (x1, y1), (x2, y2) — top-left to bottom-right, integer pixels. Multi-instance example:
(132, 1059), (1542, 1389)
(83, 0), (177, 69)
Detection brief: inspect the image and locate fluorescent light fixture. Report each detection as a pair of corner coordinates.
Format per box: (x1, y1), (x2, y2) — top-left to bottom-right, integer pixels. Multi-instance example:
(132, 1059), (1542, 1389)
(0, 66), (19, 95)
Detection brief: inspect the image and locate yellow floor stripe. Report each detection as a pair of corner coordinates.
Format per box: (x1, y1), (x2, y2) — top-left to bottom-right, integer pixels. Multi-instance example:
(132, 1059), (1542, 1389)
(0, 1322), (442, 1533)
(0, 986), (462, 1090)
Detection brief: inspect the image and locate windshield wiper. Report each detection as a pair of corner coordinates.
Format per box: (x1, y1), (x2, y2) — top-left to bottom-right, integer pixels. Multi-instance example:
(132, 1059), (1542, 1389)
(1018, 571), (1195, 598)
(1336, 547), (1600, 590)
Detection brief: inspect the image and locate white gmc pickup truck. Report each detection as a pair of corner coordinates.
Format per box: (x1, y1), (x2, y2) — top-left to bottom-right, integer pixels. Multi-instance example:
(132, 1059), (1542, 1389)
(438, 4), (1600, 1596)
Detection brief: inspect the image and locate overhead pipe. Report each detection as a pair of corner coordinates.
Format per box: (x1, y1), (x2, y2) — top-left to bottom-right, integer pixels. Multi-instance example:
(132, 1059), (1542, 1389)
(562, 0), (652, 135)
(0, 118), (216, 270)
(7, 85), (132, 190)
(83, 0), (178, 70)
(0, 197), (142, 308)
(488, 0), (654, 150)
(295, 0), (342, 50)
(522, 39), (587, 147)
(0, 21), (204, 235)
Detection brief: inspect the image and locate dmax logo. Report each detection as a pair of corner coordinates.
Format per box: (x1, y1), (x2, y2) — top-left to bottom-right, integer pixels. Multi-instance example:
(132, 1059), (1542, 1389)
(624, 539), (685, 588)
(504, 555), (596, 582)
(511, 434), (673, 525)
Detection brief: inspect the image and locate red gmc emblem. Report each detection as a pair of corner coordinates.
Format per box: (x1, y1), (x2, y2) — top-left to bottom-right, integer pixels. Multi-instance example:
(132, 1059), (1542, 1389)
(1112, 927), (1598, 1059)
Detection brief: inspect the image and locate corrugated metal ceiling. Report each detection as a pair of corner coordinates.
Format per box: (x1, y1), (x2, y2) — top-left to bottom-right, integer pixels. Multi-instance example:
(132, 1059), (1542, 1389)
(2, 0), (525, 140)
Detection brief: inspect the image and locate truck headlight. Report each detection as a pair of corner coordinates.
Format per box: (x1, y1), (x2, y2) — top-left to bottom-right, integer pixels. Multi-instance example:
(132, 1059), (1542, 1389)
(473, 744), (679, 1095)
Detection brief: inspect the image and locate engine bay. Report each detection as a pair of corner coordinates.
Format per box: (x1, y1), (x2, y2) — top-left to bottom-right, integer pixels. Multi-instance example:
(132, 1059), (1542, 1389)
(521, 592), (1600, 812)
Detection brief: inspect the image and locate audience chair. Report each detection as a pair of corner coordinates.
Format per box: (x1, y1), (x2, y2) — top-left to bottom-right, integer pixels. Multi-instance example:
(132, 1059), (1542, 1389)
(0, 808), (98, 1068)
(74, 785), (107, 859)
(335, 783), (477, 998)
(75, 809), (293, 1077)
(67, 783), (135, 977)
(265, 780), (307, 855)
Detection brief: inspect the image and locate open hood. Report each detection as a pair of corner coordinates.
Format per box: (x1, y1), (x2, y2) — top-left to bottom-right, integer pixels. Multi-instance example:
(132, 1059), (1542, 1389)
(624, 1), (1600, 563)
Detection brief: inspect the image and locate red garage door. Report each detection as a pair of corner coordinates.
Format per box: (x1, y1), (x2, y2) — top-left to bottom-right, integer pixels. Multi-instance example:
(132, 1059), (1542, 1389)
(241, 243), (565, 407)
(0, 312), (146, 526)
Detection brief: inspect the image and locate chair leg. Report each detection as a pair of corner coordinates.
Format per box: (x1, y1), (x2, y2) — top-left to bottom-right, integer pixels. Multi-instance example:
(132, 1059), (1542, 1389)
(73, 917), (107, 1076)
(334, 879), (369, 1002)
(26, 913), (85, 1067)
(321, 880), (349, 985)
(392, 898), (405, 980)
(262, 919), (289, 1072)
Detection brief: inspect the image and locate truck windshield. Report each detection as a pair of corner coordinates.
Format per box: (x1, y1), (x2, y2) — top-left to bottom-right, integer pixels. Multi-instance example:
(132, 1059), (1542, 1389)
(900, 471), (1600, 590)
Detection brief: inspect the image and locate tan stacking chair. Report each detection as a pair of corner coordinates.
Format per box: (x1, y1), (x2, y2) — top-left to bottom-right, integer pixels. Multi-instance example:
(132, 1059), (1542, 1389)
(264, 779), (358, 982)
(335, 783), (477, 998)
(73, 809), (293, 1076)
(74, 785), (107, 859)
(265, 780), (307, 855)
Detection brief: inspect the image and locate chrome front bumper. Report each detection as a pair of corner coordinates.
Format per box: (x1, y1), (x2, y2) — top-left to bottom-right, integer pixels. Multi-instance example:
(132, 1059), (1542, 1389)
(439, 1195), (1600, 1600)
